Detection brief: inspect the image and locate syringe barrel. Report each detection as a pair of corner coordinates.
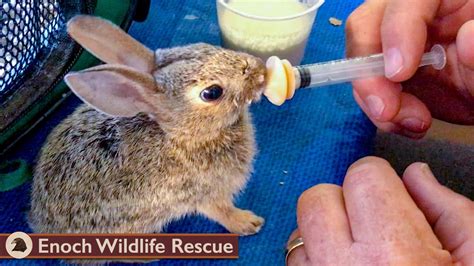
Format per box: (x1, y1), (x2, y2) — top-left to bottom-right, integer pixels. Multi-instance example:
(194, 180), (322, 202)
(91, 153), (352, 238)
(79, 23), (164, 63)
(296, 53), (386, 88)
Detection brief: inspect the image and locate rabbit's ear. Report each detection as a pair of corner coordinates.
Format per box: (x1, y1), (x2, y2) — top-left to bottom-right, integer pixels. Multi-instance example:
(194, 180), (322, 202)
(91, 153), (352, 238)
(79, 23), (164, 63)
(64, 65), (160, 117)
(67, 15), (154, 73)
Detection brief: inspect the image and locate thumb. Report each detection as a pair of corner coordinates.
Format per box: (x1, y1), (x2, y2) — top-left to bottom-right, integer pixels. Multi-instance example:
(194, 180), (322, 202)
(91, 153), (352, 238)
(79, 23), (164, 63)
(456, 20), (474, 98)
(457, 20), (474, 70)
(403, 163), (474, 264)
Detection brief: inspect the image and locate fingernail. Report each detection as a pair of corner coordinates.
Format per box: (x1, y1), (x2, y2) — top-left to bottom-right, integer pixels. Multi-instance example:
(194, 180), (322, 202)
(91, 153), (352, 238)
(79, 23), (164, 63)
(400, 118), (427, 133)
(385, 48), (404, 78)
(364, 95), (385, 119)
(419, 163), (439, 184)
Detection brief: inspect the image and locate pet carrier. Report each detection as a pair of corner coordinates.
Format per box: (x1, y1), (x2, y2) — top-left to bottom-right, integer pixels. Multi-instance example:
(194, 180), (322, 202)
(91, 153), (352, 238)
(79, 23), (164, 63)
(0, 0), (150, 155)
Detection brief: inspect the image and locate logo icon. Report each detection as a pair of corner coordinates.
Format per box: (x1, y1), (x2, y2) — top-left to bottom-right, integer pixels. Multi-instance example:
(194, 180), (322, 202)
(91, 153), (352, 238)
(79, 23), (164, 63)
(5, 232), (33, 259)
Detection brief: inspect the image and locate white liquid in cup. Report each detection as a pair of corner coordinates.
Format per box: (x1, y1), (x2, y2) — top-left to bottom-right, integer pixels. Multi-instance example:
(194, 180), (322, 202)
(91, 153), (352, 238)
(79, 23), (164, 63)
(217, 0), (320, 65)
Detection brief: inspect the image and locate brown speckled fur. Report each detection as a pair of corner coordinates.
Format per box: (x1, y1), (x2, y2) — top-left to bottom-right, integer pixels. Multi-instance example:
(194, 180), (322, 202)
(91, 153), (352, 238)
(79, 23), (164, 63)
(29, 16), (266, 239)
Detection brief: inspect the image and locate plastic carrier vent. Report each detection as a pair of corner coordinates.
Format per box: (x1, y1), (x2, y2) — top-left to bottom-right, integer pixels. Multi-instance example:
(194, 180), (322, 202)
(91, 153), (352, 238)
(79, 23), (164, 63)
(0, 0), (63, 95)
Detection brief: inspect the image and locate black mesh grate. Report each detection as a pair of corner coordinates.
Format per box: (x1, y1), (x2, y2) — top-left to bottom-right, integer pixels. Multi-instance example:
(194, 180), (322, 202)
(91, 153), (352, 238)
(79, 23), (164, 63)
(0, 0), (63, 95)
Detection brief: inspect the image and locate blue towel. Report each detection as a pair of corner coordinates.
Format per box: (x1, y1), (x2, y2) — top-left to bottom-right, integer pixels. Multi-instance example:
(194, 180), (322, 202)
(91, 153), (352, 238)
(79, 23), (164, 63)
(0, 0), (375, 265)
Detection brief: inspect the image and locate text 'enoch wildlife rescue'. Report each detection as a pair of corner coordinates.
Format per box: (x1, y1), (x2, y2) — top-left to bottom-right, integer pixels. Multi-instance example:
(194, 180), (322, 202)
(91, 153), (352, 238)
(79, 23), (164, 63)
(0, 232), (238, 259)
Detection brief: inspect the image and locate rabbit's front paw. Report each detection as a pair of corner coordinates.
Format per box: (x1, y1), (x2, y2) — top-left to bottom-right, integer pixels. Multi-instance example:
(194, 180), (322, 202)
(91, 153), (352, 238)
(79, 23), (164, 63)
(226, 209), (264, 236)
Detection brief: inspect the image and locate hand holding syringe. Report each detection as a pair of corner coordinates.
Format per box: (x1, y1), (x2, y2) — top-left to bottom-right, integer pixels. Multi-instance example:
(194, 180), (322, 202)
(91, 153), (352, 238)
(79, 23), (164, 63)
(264, 45), (446, 106)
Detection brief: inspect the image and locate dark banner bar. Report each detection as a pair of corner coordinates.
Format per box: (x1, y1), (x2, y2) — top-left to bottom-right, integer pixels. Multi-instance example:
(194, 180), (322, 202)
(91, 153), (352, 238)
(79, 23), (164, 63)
(0, 232), (238, 259)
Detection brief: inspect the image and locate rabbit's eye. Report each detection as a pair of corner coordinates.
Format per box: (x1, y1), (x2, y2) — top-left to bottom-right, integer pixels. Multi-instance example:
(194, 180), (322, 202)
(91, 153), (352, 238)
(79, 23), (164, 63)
(200, 85), (223, 102)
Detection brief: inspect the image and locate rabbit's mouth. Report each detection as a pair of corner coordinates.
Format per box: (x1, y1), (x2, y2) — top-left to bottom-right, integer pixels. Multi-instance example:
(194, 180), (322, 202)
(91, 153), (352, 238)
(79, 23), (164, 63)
(257, 74), (266, 93)
(247, 74), (266, 105)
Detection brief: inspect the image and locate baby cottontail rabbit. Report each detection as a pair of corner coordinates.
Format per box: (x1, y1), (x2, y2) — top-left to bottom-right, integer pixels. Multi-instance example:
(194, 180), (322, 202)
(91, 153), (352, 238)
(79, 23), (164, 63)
(29, 15), (266, 236)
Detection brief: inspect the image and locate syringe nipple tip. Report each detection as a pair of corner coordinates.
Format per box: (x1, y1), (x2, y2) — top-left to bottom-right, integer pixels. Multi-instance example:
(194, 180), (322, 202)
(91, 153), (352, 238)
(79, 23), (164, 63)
(431, 44), (447, 70)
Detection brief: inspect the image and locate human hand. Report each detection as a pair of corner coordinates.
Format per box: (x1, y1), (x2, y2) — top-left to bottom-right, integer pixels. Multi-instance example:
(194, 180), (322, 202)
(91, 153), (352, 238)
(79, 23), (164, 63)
(286, 157), (474, 265)
(346, 0), (474, 138)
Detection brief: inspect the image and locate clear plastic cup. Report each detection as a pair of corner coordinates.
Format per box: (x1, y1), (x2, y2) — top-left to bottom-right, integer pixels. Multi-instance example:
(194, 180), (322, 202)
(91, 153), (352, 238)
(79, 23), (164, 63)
(216, 0), (324, 65)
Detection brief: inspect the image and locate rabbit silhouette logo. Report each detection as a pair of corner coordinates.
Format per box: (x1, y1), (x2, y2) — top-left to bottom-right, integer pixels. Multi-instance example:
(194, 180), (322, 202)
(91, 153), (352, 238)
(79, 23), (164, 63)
(5, 232), (33, 259)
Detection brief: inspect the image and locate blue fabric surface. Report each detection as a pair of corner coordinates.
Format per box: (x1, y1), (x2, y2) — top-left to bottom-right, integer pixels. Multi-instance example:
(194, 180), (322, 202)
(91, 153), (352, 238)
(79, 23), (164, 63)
(0, 0), (375, 265)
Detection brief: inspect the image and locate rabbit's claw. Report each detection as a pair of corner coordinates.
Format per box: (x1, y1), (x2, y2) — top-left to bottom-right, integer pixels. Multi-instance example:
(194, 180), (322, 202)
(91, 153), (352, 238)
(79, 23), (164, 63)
(226, 209), (264, 236)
